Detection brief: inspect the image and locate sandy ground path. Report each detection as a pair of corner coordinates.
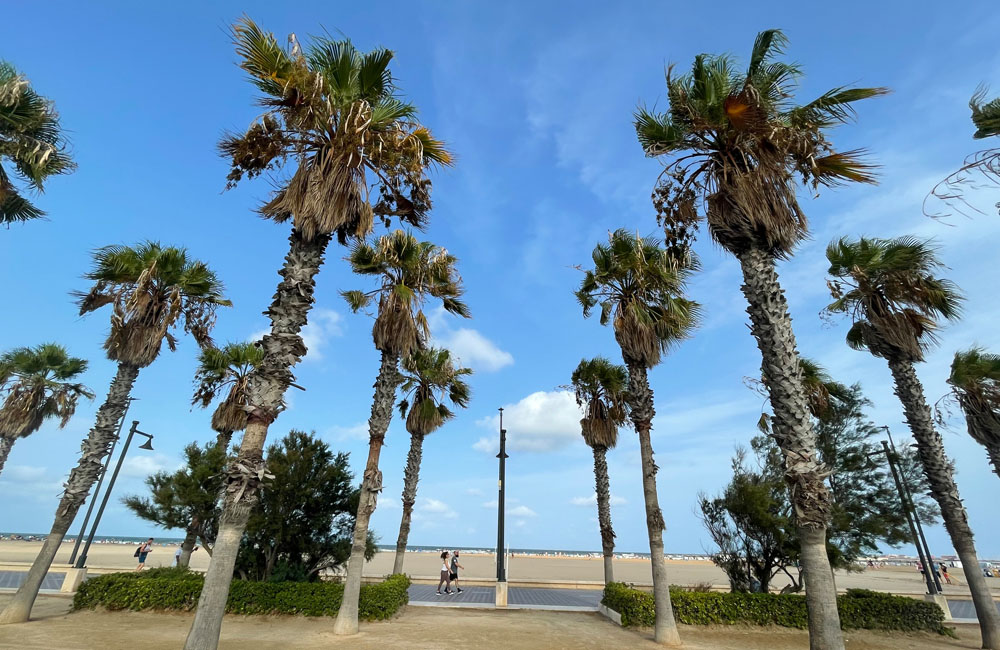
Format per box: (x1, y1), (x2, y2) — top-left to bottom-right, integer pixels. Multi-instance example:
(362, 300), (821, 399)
(2, 541), (997, 597)
(0, 594), (983, 650)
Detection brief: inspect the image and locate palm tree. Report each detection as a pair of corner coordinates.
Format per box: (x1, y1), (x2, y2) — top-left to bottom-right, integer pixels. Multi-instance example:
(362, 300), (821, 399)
(184, 19), (450, 649)
(634, 30), (886, 649)
(192, 341), (264, 449)
(392, 347), (472, 575)
(0, 242), (228, 625)
(825, 236), (1000, 648)
(756, 357), (851, 433)
(570, 357), (629, 585)
(336, 230), (469, 634)
(0, 343), (93, 477)
(575, 229), (700, 646)
(0, 61), (75, 224)
(948, 347), (1000, 478)
(930, 85), (1000, 215)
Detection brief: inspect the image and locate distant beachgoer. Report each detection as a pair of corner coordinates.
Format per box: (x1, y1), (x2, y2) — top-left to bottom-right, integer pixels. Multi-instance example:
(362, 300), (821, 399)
(135, 538), (154, 571)
(450, 550), (464, 594)
(174, 545), (199, 566)
(437, 551), (453, 595)
(940, 563), (952, 585)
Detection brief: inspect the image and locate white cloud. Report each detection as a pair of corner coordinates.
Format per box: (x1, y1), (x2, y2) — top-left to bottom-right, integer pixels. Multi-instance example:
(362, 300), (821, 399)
(327, 422), (369, 442)
(427, 306), (513, 373)
(2, 465), (47, 481)
(379, 497), (399, 510)
(509, 505), (537, 518)
(121, 453), (182, 478)
(474, 391), (583, 452)
(416, 497), (457, 520)
(248, 308), (344, 362)
(570, 493), (627, 507)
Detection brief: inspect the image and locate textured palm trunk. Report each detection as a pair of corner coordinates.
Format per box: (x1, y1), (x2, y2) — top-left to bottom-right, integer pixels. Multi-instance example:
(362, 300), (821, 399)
(0, 437), (12, 479)
(0, 362), (140, 625)
(334, 349), (401, 635)
(736, 248), (843, 650)
(184, 230), (329, 650)
(214, 430), (233, 450)
(179, 526), (198, 568)
(887, 357), (1000, 649)
(988, 444), (1000, 480)
(624, 362), (680, 646)
(592, 445), (615, 584)
(393, 432), (424, 575)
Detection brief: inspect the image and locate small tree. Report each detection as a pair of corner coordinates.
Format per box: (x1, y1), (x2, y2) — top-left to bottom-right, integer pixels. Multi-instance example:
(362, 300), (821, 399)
(0, 343), (93, 478)
(0, 61), (75, 224)
(235, 430), (375, 582)
(192, 342), (263, 449)
(123, 442), (227, 566)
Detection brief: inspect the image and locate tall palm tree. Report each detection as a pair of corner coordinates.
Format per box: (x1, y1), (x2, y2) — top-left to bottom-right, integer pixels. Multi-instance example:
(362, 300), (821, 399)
(0, 343), (93, 477)
(0, 242), (229, 625)
(756, 357), (851, 433)
(825, 236), (1000, 648)
(570, 357), (629, 585)
(0, 61), (75, 224)
(575, 229), (700, 646)
(634, 30), (886, 650)
(948, 347), (1000, 478)
(336, 230), (469, 634)
(392, 347), (472, 574)
(192, 341), (264, 449)
(184, 19), (450, 649)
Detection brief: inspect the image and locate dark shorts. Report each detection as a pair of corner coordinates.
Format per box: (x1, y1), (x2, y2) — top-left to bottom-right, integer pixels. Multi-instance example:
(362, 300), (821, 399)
(449, 572), (458, 580)
(138, 553), (148, 563)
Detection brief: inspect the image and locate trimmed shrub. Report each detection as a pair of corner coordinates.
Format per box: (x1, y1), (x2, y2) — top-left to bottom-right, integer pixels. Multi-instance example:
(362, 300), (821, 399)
(73, 570), (409, 621)
(601, 582), (947, 633)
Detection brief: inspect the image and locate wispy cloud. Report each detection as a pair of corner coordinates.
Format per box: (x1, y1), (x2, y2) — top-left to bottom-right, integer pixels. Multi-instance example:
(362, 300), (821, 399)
(570, 493), (627, 507)
(249, 307), (344, 362)
(428, 306), (513, 373)
(473, 390), (584, 452)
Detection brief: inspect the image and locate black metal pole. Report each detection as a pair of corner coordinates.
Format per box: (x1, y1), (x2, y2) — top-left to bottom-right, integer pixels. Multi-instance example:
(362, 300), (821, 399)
(496, 408), (508, 583)
(75, 421), (139, 569)
(885, 430), (942, 593)
(881, 440), (937, 594)
(68, 399), (134, 565)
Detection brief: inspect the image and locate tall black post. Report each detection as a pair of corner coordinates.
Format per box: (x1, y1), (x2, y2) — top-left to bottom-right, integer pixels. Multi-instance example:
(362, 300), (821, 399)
(881, 440), (937, 595)
(68, 398), (135, 565)
(496, 408), (508, 583)
(76, 421), (145, 569)
(885, 429), (942, 593)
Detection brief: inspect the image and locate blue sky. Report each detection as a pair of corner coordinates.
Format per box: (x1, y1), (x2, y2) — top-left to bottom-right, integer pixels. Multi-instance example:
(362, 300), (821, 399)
(2, 1), (1000, 560)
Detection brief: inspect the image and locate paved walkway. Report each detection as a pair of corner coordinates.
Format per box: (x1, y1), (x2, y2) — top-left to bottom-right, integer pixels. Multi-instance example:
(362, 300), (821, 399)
(406, 584), (601, 611)
(0, 571), (63, 591)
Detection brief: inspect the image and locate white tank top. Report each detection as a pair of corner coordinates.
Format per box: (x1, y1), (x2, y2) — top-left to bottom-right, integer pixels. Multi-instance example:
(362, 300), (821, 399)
(442, 561), (449, 572)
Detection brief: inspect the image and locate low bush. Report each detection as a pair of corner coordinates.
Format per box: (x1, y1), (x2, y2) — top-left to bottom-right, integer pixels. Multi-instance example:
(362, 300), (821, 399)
(73, 570), (409, 620)
(601, 582), (946, 633)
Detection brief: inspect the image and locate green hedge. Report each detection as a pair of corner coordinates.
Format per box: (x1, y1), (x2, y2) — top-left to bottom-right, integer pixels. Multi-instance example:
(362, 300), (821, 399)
(601, 583), (947, 633)
(73, 569), (409, 620)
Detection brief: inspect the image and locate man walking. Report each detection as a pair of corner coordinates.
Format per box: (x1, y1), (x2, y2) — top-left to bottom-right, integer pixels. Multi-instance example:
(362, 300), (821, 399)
(450, 550), (464, 594)
(134, 538), (154, 571)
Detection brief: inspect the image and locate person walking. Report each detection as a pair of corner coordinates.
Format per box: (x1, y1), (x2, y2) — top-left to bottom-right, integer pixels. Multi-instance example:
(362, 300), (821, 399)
(437, 551), (453, 595)
(940, 563), (953, 585)
(450, 550), (464, 594)
(174, 545), (199, 567)
(134, 538), (154, 571)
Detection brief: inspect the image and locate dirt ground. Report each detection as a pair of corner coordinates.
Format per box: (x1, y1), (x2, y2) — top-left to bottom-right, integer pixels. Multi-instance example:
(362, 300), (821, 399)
(0, 594), (983, 650)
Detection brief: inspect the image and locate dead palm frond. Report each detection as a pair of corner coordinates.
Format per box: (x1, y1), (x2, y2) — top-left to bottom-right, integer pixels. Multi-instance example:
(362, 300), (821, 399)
(571, 357), (629, 449)
(0, 343), (93, 439)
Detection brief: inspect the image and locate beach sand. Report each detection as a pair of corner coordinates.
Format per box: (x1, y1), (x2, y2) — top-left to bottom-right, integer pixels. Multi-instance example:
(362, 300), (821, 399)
(0, 593), (982, 650)
(2, 540), (997, 596)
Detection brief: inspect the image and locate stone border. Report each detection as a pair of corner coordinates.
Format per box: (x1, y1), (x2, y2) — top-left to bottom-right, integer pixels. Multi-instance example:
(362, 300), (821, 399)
(598, 603), (622, 626)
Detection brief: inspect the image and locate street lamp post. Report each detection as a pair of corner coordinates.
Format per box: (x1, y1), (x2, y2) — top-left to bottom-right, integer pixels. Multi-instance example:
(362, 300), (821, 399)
(496, 407), (508, 583)
(75, 421), (154, 569)
(68, 398), (136, 566)
(878, 440), (937, 595)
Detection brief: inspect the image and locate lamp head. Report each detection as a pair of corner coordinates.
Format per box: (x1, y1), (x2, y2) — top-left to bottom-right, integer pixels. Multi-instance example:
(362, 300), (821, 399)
(500, 429), (507, 435)
(138, 439), (154, 451)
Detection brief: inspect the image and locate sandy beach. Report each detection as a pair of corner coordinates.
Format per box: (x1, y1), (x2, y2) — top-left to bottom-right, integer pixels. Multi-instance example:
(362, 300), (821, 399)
(2, 540), (998, 597)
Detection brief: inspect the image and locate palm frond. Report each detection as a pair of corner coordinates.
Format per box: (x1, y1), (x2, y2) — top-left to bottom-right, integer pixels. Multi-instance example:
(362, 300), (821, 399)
(970, 85), (1000, 139)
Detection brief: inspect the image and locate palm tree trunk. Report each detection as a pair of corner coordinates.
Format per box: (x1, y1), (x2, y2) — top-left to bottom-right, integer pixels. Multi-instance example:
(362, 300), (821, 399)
(334, 349), (401, 636)
(736, 247), (844, 650)
(592, 445), (615, 584)
(887, 356), (1000, 649)
(0, 436), (12, 479)
(987, 444), (1000, 480)
(393, 432), (424, 575)
(184, 229), (329, 650)
(215, 430), (233, 450)
(625, 362), (680, 646)
(0, 362), (140, 625)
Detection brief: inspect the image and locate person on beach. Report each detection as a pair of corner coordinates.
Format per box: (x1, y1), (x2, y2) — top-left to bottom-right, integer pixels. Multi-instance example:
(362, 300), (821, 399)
(450, 550), (464, 594)
(134, 538), (154, 571)
(437, 551), (453, 595)
(174, 545), (199, 566)
(939, 563), (952, 585)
